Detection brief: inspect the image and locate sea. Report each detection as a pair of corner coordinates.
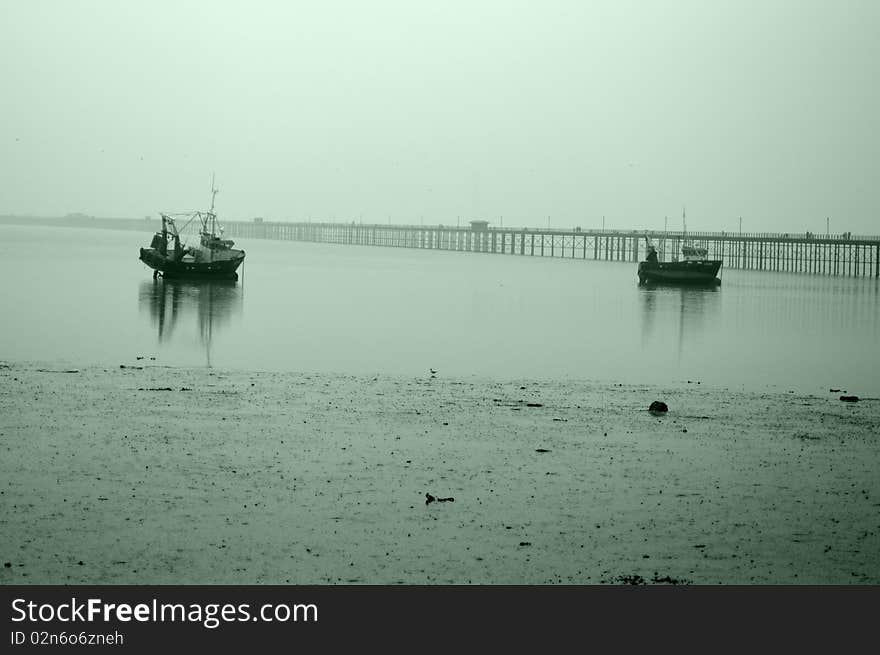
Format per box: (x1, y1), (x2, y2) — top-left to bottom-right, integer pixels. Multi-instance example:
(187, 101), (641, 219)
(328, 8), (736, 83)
(1, 223), (877, 396)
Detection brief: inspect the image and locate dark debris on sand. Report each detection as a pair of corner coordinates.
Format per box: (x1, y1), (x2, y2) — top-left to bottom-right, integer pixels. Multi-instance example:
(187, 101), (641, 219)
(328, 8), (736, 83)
(425, 493), (455, 505)
(607, 573), (692, 585)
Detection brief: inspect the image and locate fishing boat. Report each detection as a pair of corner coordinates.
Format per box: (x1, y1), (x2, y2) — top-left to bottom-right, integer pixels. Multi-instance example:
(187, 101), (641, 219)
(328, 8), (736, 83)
(139, 180), (245, 280)
(638, 241), (722, 285)
(637, 209), (722, 285)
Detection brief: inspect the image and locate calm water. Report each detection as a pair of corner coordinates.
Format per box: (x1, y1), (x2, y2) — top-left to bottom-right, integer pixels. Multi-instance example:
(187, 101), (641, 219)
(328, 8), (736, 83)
(1, 224), (878, 395)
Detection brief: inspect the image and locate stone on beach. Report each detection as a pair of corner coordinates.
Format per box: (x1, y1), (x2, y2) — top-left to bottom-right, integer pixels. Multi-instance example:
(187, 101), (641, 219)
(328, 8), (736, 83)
(649, 400), (668, 414)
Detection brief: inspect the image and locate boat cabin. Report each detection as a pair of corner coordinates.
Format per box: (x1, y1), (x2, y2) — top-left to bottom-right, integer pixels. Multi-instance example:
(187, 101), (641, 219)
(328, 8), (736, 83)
(469, 220), (489, 232)
(681, 245), (709, 261)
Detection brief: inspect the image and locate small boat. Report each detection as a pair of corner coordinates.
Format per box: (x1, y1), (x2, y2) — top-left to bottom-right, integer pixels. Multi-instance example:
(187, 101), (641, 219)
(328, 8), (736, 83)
(139, 181), (245, 281)
(638, 207), (722, 285)
(638, 238), (722, 286)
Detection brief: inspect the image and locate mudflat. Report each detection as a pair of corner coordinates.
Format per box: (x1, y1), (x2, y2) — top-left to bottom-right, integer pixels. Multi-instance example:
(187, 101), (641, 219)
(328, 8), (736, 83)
(1, 361), (878, 584)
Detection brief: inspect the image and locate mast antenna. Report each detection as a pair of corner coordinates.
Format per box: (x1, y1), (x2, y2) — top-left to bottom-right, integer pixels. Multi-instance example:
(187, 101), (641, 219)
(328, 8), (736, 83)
(210, 173), (219, 214)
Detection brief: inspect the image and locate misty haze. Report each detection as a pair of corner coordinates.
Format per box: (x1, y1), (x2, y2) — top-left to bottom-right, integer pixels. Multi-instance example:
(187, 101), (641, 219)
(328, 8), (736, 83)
(3, 0), (879, 233)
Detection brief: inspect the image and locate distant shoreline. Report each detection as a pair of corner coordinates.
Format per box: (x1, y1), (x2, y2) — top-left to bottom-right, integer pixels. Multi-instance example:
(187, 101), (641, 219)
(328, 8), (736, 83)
(2, 359), (878, 584)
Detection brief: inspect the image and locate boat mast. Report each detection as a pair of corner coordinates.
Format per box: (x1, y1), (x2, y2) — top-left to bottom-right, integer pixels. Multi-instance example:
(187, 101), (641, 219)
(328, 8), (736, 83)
(208, 173), (219, 236)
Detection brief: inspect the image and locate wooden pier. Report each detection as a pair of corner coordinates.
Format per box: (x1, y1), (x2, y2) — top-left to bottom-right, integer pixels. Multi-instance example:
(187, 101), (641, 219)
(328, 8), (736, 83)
(2, 215), (879, 277)
(224, 220), (880, 278)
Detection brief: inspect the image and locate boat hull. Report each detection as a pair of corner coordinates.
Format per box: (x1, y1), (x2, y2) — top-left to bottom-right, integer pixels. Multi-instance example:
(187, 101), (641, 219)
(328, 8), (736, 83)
(139, 248), (244, 280)
(638, 260), (722, 286)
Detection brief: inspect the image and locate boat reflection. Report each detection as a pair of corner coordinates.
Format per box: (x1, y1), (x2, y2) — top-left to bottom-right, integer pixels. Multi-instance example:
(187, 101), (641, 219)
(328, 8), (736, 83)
(639, 283), (720, 363)
(138, 278), (243, 366)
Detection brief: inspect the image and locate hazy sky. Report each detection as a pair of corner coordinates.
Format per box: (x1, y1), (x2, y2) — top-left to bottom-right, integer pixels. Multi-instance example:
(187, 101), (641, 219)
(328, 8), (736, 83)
(2, 0), (878, 233)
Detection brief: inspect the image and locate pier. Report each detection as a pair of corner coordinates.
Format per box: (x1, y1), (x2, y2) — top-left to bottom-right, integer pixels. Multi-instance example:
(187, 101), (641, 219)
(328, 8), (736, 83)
(224, 220), (880, 278)
(2, 215), (879, 277)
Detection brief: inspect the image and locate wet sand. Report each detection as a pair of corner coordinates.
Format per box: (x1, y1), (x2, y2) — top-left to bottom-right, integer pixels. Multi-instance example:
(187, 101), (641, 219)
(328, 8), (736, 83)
(1, 360), (878, 584)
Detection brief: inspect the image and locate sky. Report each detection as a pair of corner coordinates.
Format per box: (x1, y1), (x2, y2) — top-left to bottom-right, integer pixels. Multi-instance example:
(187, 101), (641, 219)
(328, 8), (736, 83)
(2, 0), (879, 234)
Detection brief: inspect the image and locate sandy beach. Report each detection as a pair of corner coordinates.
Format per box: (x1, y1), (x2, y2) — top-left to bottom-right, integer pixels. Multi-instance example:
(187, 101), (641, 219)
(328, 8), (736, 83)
(1, 360), (878, 585)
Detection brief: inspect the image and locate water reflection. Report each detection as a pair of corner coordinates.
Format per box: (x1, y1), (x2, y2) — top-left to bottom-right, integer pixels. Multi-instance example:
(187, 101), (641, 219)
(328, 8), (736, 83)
(138, 279), (243, 366)
(639, 284), (720, 362)
(724, 274), (879, 334)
